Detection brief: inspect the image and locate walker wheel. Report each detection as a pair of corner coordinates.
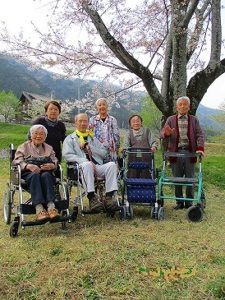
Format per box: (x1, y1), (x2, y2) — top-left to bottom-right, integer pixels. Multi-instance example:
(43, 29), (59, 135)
(127, 206), (133, 219)
(119, 206), (133, 220)
(151, 206), (158, 219)
(157, 206), (165, 220)
(186, 206), (203, 222)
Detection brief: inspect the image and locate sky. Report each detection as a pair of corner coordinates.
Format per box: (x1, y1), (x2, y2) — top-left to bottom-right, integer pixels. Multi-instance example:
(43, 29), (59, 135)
(0, 0), (225, 109)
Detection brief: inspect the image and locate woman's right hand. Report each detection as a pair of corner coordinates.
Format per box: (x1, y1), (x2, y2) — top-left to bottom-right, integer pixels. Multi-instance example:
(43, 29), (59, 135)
(26, 164), (41, 173)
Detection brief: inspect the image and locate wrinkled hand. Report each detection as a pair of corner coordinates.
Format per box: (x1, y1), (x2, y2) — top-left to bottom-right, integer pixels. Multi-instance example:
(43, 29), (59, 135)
(26, 164), (41, 173)
(164, 125), (175, 137)
(40, 163), (55, 171)
(151, 146), (157, 153)
(80, 142), (88, 150)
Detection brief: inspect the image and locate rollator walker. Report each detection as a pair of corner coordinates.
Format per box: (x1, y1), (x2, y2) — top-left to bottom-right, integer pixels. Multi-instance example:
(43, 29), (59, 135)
(154, 151), (206, 222)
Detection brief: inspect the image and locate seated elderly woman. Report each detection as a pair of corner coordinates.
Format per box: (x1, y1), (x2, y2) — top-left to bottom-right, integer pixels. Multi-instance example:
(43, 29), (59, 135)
(13, 124), (60, 222)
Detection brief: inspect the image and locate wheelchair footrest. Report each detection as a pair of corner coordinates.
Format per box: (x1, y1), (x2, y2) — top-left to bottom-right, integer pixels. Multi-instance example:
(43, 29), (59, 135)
(21, 215), (70, 227)
(20, 201), (69, 215)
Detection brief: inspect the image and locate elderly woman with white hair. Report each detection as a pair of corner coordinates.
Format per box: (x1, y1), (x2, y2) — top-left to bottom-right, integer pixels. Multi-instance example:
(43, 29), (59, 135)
(89, 97), (120, 162)
(13, 124), (59, 221)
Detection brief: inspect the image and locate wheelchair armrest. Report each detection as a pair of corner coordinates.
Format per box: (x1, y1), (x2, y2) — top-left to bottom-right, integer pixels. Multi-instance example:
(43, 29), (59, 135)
(10, 164), (23, 186)
(67, 162), (79, 167)
(66, 162), (80, 181)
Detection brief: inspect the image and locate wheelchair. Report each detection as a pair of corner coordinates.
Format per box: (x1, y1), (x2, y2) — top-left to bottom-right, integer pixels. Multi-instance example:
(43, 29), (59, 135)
(3, 144), (70, 237)
(66, 161), (121, 220)
(120, 148), (157, 219)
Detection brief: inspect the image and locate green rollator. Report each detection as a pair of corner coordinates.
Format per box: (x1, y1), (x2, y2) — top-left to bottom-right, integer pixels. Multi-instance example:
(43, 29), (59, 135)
(152, 152), (206, 222)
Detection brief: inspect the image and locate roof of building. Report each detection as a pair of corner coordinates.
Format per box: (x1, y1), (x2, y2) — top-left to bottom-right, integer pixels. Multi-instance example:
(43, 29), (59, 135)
(19, 91), (56, 103)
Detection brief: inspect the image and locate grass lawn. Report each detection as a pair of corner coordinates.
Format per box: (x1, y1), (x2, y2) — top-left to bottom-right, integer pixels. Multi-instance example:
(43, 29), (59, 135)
(0, 124), (225, 299)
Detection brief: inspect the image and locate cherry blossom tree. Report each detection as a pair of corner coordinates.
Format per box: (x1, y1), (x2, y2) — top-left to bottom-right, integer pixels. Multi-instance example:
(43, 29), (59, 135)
(1, 0), (224, 117)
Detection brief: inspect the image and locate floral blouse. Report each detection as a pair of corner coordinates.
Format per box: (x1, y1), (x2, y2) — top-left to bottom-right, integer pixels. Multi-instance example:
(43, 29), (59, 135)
(89, 114), (120, 162)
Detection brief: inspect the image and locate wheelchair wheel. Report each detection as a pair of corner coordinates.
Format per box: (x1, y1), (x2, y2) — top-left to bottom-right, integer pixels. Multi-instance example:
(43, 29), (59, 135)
(119, 205), (133, 220)
(3, 188), (12, 224)
(70, 206), (78, 222)
(157, 206), (165, 220)
(186, 206), (203, 222)
(9, 218), (20, 237)
(61, 211), (68, 230)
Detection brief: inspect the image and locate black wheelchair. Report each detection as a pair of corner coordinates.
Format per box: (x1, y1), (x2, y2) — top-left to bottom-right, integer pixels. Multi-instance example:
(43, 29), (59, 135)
(3, 144), (70, 237)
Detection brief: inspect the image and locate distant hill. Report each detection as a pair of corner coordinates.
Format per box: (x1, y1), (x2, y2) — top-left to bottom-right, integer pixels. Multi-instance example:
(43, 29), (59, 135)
(0, 55), (50, 97)
(0, 53), (143, 104)
(0, 53), (224, 130)
(197, 104), (224, 130)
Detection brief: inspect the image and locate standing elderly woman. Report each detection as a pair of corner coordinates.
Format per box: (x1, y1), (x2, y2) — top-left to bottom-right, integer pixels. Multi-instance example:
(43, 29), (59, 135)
(32, 100), (66, 163)
(89, 98), (120, 162)
(13, 124), (60, 221)
(124, 114), (158, 178)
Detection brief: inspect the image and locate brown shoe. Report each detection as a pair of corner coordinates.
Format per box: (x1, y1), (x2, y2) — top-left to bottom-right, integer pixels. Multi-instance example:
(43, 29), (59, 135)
(36, 210), (50, 221)
(89, 195), (103, 212)
(104, 195), (118, 211)
(48, 208), (60, 220)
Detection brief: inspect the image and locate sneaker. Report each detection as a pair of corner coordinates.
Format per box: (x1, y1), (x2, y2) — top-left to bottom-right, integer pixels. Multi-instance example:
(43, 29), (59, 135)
(104, 195), (118, 211)
(89, 195), (103, 212)
(36, 210), (50, 221)
(48, 208), (60, 220)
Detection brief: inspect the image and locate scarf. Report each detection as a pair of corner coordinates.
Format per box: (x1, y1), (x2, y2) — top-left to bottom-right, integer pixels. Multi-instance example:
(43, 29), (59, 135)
(75, 129), (94, 144)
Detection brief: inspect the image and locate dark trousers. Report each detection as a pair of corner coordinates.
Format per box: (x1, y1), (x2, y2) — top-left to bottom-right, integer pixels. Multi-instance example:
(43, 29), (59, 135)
(22, 171), (56, 206)
(171, 151), (195, 203)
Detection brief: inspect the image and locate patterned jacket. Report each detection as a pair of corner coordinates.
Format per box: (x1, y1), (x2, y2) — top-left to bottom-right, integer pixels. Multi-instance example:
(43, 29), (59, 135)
(89, 114), (120, 162)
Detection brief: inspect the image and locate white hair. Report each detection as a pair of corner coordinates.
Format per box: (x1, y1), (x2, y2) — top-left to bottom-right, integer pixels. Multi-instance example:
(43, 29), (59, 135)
(95, 97), (108, 107)
(74, 113), (88, 123)
(30, 124), (48, 136)
(176, 96), (190, 105)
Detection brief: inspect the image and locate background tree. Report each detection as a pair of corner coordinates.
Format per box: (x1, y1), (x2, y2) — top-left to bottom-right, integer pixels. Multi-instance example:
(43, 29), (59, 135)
(0, 0), (224, 117)
(140, 96), (162, 134)
(0, 91), (19, 122)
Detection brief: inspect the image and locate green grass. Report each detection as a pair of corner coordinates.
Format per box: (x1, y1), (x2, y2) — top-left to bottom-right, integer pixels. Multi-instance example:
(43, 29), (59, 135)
(1, 123), (225, 299)
(0, 123), (30, 149)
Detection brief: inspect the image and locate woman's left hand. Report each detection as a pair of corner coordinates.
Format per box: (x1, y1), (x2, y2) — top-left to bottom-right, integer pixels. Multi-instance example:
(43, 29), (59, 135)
(40, 163), (55, 171)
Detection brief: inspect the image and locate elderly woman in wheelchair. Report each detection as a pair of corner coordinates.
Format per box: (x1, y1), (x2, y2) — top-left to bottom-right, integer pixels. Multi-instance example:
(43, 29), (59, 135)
(13, 124), (60, 221)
